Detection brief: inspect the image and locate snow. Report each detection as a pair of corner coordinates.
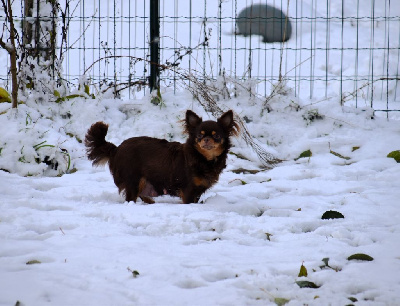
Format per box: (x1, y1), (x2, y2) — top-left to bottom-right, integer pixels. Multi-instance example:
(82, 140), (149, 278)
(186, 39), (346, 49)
(1, 87), (400, 305)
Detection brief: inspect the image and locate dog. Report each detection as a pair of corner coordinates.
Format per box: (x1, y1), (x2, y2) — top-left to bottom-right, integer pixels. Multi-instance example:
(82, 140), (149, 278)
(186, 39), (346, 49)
(85, 110), (239, 204)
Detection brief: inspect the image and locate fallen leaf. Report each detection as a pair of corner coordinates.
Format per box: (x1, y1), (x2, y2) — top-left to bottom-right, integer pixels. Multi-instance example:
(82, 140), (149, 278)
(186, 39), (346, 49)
(296, 281), (320, 289)
(347, 253), (374, 261)
(298, 263), (308, 277)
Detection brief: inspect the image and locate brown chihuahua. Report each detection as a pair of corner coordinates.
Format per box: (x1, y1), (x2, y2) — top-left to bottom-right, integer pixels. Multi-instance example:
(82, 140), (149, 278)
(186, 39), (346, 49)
(85, 110), (239, 204)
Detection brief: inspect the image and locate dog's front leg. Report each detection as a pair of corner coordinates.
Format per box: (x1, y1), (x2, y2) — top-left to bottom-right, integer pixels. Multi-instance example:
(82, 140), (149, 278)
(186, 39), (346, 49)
(181, 185), (202, 204)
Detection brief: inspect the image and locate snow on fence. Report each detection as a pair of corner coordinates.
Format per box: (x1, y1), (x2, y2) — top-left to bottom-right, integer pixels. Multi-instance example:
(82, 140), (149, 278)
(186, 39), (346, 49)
(1, 0), (399, 113)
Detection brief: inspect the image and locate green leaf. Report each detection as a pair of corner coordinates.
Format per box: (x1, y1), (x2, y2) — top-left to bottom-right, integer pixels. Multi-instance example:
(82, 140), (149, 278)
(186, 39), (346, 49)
(387, 150), (400, 163)
(321, 210), (345, 220)
(347, 253), (374, 261)
(295, 149), (312, 161)
(60, 149), (71, 171)
(265, 233), (273, 241)
(84, 84), (90, 95)
(68, 168), (78, 174)
(352, 146), (360, 152)
(151, 88), (163, 106)
(231, 168), (261, 174)
(0, 87), (11, 103)
(132, 270), (140, 278)
(26, 260), (41, 265)
(54, 90), (61, 98)
(56, 94), (85, 103)
(321, 258), (329, 266)
(229, 151), (250, 161)
(330, 150), (350, 160)
(274, 297), (290, 306)
(348, 297), (358, 302)
(35, 144), (55, 151)
(296, 281), (320, 289)
(298, 263), (308, 277)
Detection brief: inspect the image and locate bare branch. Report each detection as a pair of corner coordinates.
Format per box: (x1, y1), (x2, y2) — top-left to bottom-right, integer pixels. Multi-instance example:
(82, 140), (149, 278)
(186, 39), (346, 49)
(1, 0), (19, 108)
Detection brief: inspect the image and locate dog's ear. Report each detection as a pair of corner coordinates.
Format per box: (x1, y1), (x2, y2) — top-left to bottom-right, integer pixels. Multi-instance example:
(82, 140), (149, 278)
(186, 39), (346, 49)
(186, 110), (202, 129)
(218, 110), (240, 136)
(218, 110), (234, 130)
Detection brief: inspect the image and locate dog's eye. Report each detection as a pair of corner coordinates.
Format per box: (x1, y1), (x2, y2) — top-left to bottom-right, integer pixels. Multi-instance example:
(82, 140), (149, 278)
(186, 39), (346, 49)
(213, 134), (221, 140)
(197, 133), (204, 139)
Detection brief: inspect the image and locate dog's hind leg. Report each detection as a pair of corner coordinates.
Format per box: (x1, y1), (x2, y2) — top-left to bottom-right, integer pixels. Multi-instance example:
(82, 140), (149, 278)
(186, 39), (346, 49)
(139, 196), (155, 204)
(119, 180), (140, 203)
(138, 177), (156, 204)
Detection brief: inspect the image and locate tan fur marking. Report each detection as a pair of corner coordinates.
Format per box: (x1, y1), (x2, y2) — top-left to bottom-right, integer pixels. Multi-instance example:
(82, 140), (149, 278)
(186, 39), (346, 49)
(193, 176), (211, 188)
(95, 157), (109, 166)
(178, 189), (187, 204)
(140, 195), (155, 204)
(138, 177), (147, 194)
(212, 131), (216, 135)
(195, 142), (224, 161)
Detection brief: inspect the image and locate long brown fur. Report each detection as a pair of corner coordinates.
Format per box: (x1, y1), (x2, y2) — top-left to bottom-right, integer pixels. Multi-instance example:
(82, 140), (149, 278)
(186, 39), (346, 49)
(85, 110), (238, 204)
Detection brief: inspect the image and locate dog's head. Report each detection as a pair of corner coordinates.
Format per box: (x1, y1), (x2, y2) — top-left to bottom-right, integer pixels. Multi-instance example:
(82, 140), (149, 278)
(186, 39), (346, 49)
(184, 110), (239, 161)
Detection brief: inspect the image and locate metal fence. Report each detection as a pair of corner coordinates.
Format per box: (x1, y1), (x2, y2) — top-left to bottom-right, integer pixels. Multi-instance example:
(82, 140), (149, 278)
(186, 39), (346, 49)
(1, 0), (399, 114)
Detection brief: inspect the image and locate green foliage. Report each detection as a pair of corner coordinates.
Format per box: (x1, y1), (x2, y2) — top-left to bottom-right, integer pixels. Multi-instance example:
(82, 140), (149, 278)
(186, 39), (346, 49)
(54, 84), (95, 103)
(321, 210), (345, 220)
(66, 132), (82, 143)
(387, 150), (400, 163)
(296, 280), (320, 289)
(231, 168), (261, 174)
(25, 113), (32, 125)
(17, 140), (72, 175)
(55, 94), (85, 103)
(60, 149), (71, 172)
(274, 297), (290, 306)
(320, 257), (330, 269)
(298, 263), (308, 277)
(151, 88), (164, 107)
(347, 253), (374, 261)
(303, 109), (324, 124)
(319, 258), (341, 272)
(295, 149), (312, 161)
(229, 151), (251, 161)
(265, 233), (273, 241)
(68, 168), (78, 174)
(0, 87), (11, 103)
(330, 150), (350, 160)
(26, 260), (41, 265)
(33, 140), (55, 151)
(127, 267), (140, 278)
(84, 84), (90, 95)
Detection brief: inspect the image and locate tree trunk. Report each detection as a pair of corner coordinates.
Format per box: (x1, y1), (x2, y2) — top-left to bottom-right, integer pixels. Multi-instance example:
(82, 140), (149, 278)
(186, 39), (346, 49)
(22, 0), (58, 86)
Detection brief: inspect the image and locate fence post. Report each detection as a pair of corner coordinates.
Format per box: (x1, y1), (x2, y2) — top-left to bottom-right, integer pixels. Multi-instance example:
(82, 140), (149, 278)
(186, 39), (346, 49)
(149, 0), (160, 92)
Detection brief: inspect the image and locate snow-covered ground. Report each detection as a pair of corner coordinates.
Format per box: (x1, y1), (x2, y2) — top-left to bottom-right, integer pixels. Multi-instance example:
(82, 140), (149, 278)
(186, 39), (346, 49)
(1, 88), (400, 305)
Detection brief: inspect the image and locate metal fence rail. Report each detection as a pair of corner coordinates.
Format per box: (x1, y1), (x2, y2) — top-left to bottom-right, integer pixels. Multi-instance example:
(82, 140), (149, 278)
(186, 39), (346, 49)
(1, 0), (399, 114)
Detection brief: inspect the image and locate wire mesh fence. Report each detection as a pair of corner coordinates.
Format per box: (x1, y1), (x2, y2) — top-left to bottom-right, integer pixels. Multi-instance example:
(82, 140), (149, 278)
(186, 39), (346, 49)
(1, 0), (399, 114)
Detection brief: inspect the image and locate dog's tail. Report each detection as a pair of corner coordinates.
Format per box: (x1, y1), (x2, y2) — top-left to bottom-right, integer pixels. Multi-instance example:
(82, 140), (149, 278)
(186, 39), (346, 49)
(85, 122), (117, 166)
